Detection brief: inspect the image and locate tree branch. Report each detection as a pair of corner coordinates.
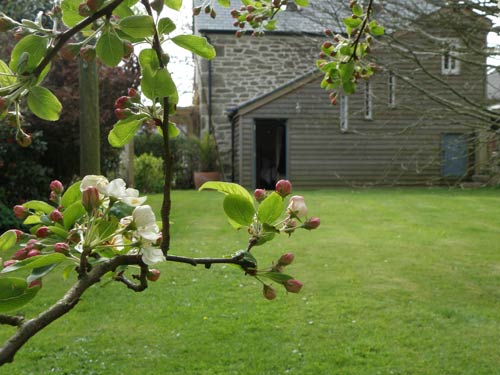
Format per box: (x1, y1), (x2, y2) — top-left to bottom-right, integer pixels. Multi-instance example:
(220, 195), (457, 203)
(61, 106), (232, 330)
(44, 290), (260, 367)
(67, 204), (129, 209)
(0, 314), (24, 327)
(349, 0), (374, 62)
(0, 254), (144, 366)
(114, 262), (149, 292)
(140, 0), (172, 255)
(32, 0), (126, 77)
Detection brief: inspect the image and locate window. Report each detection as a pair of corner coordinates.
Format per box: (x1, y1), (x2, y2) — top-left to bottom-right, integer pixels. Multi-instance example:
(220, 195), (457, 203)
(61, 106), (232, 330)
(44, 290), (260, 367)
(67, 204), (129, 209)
(340, 94), (348, 132)
(388, 71), (396, 107)
(442, 39), (460, 75)
(364, 81), (372, 120)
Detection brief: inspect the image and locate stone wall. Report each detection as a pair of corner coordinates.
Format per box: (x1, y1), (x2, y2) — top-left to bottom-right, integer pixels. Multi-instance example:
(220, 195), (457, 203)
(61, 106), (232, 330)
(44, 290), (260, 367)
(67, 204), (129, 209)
(194, 33), (323, 176)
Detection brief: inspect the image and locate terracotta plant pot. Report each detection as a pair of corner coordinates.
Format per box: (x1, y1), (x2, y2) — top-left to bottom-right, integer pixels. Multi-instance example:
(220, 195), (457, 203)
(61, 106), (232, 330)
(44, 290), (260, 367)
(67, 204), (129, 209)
(193, 171), (220, 189)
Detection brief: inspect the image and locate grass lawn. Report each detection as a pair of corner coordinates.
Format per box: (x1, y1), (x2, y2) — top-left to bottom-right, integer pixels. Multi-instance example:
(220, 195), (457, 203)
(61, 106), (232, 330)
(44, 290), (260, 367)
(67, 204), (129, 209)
(1, 188), (499, 375)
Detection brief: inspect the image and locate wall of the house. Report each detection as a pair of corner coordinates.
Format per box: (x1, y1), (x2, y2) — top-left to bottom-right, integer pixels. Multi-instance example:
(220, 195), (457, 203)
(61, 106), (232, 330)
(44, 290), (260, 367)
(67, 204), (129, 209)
(236, 71), (483, 188)
(194, 33), (322, 174)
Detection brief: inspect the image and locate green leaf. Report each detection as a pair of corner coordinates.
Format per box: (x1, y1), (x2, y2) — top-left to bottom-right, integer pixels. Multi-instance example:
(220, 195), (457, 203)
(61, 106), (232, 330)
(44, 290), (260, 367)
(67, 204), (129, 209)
(23, 215), (41, 225)
(62, 264), (75, 280)
(264, 20), (277, 31)
(217, 0), (231, 7)
(0, 278), (40, 313)
(113, 2), (134, 18)
(138, 49), (160, 71)
(343, 17), (362, 29)
(369, 22), (385, 36)
(108, 115), (147, 147)
(0, 231), (17, 252)
(294, 0), (309, 6)
(47, 226), (69, 240)
(223, 194), (255, 227)
(0, 60), (16, 87)
(9, 35), (48, 73)
(97, 217), (119, 240)
(257, 192), (283, 224)
(27, 263), (59, 283)
(158, 17), (176, 35)
(168, 122), (180, 138)
(27, 86), (62, 121)
(199, 181), (254, 205)
(61, 0), (85, 27)
(352, 4), (363, 17)
(96, 31), (124, 67)
(1, 253), (66, 274)
(141, 68), (177, 100)
(171, 35), (216, 60)
(261, 271), (294, 284)
(119, 15), (155, 38)
(61, 181), (82, 209)
(164, 0), (182, 11)
(63, 201), (86, 229)
(22, 200), (55, 215)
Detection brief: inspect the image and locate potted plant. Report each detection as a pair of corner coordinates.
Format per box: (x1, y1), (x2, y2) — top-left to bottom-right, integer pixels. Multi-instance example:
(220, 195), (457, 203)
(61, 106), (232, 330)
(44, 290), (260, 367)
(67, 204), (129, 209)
(193, 132), (220, 189)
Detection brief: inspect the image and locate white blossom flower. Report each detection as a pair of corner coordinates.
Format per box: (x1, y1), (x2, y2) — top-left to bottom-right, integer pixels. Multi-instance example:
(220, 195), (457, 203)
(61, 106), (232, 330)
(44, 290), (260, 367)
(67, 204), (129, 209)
(132, 205), (160, 242)
(121, 188), (147, 207)
(106, 178), (127, 199)
(80, 175), (109, 195)
(141, 243), (166, 265)
(287, 195), (308, 218)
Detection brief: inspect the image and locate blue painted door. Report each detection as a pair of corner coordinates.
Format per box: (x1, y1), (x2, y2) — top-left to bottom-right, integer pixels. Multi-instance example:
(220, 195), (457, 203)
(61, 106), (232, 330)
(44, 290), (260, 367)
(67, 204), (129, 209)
(441, 133), (468, 178)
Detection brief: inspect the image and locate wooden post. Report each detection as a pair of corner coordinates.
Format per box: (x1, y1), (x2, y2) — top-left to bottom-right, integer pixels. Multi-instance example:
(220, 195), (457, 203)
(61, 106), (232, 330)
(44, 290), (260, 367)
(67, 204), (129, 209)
(78, 58), (101, 176)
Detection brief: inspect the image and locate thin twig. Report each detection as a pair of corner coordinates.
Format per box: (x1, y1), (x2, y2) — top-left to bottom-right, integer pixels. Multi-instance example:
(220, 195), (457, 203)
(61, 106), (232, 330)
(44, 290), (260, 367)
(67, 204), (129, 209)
(349, 0), (374, 62)
(0, 315), (24, 327)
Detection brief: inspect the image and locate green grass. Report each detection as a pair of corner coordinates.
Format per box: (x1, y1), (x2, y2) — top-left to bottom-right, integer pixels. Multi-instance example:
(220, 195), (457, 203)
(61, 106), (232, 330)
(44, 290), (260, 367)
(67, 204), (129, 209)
(1, 188), (500, 375)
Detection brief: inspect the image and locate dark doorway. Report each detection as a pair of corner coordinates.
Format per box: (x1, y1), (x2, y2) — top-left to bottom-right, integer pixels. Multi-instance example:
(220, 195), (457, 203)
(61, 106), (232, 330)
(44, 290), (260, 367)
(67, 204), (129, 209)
(255, 119), (287, 189)
(441, 133), (469, 178)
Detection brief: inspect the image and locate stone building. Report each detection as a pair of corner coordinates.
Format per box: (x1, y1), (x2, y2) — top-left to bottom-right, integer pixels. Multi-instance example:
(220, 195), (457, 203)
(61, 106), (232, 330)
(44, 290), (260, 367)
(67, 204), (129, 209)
(193, 0), (493, 188)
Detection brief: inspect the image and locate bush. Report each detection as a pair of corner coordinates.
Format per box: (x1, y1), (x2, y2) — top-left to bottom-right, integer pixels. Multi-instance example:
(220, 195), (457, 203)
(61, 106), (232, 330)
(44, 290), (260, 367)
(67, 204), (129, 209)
(134, 133), (197, 189)
(134, 153), (164, 193)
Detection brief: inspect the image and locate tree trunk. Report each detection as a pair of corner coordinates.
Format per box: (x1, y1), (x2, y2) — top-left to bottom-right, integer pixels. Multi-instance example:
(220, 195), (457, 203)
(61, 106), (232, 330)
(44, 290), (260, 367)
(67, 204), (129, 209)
(78, 58), (101, 176)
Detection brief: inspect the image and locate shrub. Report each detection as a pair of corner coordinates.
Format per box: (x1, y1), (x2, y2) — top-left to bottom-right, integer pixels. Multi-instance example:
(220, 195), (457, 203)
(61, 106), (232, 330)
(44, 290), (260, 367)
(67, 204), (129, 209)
(133, 153), (164, 193)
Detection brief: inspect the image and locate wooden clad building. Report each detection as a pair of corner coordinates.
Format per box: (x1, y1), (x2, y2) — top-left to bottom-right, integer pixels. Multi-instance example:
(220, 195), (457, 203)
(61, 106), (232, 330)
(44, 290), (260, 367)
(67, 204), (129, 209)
(194, 0), (493, 188)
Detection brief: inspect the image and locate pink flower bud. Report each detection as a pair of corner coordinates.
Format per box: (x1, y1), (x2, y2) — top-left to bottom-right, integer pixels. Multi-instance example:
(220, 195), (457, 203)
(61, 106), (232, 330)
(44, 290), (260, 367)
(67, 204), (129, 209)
(147, 269), (161, 282)
(114, 96), (130, 109)
(254, 188), (266, 203)
(278, 252), (295, 266)
(54, 242), (70, 253)
(115, 108), (132, 120)
(128, 88), (138, 99)
(82, 186), (100, 212)
(28, 279), (42, 289)
(49, 209), (63, 223)
(275, 179), (292, 197)
(35, 226), (50, 239)
(284, 279), (303, 293)
(303, 217), (320, 230)
(49, 180), (64, 194)
(49, 191), (58, 203)
(287, 195), (308, 218)
(11, 229), (24, 242)
(12, 248), (28, 260)
(3, 259), (16, 268)
(263, 284), (277, 300)
(13, 205), (28, 219)
(27, 249), (41, 258)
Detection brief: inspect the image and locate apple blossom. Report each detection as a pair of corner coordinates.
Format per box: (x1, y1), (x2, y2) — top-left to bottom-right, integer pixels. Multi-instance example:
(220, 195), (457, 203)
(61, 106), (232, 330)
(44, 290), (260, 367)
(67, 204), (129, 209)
(36, 226), (50, 238)
(278, 252), (295, 266)
(82, 186), (100, 212)
(263, 284), (277, 300)
(284, 279), (303, 293)
(254, 188), (266, 203)
(132, 205), (161, 242)
(287, 195), (308, 218)
(54, 243), (70, 253)
(49, 209), (63, 223)
(303, 217), (321, 230)
(27, 249), (41, 258)
(3, 259), (16, 268)
(80, 175), (109, 195)
(275, 179), (292, 197)
(13, 205), (28, 219)
(49, 180), (64, 194)
(141, 244), (166, 265)
(147, 269), (161, 281)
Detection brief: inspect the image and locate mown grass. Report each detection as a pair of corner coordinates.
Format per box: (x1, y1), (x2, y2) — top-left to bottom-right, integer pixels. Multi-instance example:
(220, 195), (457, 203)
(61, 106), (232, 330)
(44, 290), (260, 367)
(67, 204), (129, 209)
(1, 188), (499, 375)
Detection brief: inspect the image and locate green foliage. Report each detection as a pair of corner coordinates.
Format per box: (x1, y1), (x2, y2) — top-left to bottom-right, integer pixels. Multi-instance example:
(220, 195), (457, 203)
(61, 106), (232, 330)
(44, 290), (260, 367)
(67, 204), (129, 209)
(96, 31), (125, 67)
(0, 277), (40, 313)
(257, 192), (283, 224)
(171, 35), (216, 60)
(119, 15), (155, 38)
(223, 194), (255, 227)
(27, 86), (62, 121)
(193, 132), (219, 172)
(133, 153), (165, 193)
(108, 115), (147, 147)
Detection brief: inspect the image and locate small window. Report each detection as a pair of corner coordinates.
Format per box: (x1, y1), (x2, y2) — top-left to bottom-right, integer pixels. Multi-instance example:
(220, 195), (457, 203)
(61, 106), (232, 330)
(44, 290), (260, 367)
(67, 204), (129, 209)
(388, 71), (396, 107)
(364, 81), (372, 120)
(442, 39), (460, 75)
(340, 94), (348, 132)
